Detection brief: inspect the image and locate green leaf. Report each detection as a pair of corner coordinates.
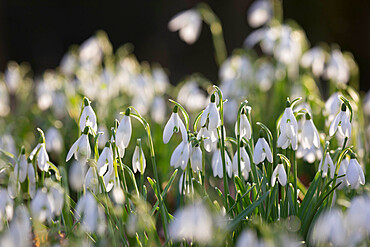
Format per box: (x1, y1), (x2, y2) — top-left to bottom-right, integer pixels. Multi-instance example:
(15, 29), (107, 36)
(256, 122), (273, 149)
(151, 169), (178, 215)
(0, 148), (16, 164)
(228, 190), (269, 230)
(47, 161), (61, 181)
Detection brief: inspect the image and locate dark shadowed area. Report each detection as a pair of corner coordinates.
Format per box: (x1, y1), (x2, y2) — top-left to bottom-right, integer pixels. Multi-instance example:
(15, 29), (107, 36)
(0, 0), (369, 91)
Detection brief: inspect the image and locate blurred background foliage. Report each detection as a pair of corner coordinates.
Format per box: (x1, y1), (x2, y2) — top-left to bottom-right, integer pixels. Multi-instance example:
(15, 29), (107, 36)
(0, 0), (369, 92)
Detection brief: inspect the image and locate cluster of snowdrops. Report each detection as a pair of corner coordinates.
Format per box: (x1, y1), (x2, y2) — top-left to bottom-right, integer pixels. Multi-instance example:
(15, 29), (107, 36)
(0, 1), (370, 246)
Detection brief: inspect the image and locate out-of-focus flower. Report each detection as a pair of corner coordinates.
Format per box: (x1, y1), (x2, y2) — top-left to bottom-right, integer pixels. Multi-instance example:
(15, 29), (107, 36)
(79, 36), (103, 69)
(363, 90), (370, 116)
(254, 137), (273, 164)
(318, 152), (335, 178)
(0, 134), (16, 156)
(169, 202), (213, 243)
(247, 0), (272, 28)
(31, 188), (53, 223)
(236, 229), (259, 247)
(254, 60), (275, 91)
(75, 192), (105, 234)
(4, 62), (21, 93)
(0, 80), (10, 116)
(66, 131), (91, 164)
(278, 102), (298, 150)
(132, 141), (146, 174)
(80, 98), (97, 133)
(45, 127), (63, 154)
(171, 141), (190, 170)
(324, 49), (350, 84)
(310, 209), (346, 246)
(329, 103), (351, 138)
(168, 9), (202, 45)
(163, 106), (187, 144)
(177, 81), (207, 112)
(301, 46), (326, 77)
(274, 26), (302, 66)
(0, 189), (13, 229)
(271, 164), (287, 186)
(116, 110), (132, 158)
(151, 96), (166, 124)
(69, 161), (86, 191)
(232, 146), (251, 180)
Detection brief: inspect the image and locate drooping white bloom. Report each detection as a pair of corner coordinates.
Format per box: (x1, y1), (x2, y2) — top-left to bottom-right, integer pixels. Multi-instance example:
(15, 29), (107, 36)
(346, 157), (365, 188)
(253, 137), (273, 164)
(31, 188), (53, 223)
(170, 141), (190, 170)
(116, 112), (132, 158)
(75, 192), (101, 233)
(232, 147), (251, 180)
(271, 164), (287, 186)
(329, 103), (351, 138)
(177, 81), (207, 112)
(80, 101), (97, 133)
(324, 49), (350, 84)
(69, 161), (86, 191)
(97, 144), (114, 176)
(163, 107), (187, 143)
(169, 202), (213, 243)
(168, 9), (202, 45)
(212, 147), (232, 178)
(278, 104), (298, 150)
(132, 144), (146, 174)
(337, 157), (349, 189)
(45, 127), (63, 153)
(318, 152), (335, 178)
(247, 0), (272, 28)
(236, 230), (259, 247)
(200, 95), (221, 131)
(235, 112), (251, 140)
(197, 127), (217, 152)
(190, 145), (202, 172)
(345, 196), (370, 240)
(274, 26), (302, 66)
(301, 113), (320, 149)
(254, 60), (275, 91)
(0, 189), (13, 228)
(49, 184), (64, 216)
(310, 209), (346, 246)
(151, 96), (166, 124)
(66, 133), (91, 164)
(30, 143), (50, 171)
(300, 46), (326, 77)
(1, 205), (31, 247)
(13, 152), (36, 198)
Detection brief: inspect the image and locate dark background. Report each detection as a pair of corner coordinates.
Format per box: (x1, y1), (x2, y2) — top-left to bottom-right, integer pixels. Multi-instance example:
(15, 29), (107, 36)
(0, 0), (369, 91)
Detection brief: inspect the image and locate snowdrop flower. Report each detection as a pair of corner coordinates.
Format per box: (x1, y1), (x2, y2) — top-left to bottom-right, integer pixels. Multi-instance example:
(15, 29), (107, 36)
(310, 209), (346, 246)
(30, 142), (50, 171)
(79, 98), (97, 133)
(0, 189), (13, 227)
(274, 26), (302, 66)
(79, 36), (103, 68)
(132, 140), (146, 174)
(169, 202), (213, 243)
(278, 101), (298, 150)
(0, 80), (10, 116)
(254, 60), (275, 91)
(235, 109), (251, 140)
(12, 149), (36, 198)
(163, 105), (187, 143)
(48, 183), (64, 216)
(177, 80), (207, 112)
(171, 141), (190, 170)
(300, 46), (326, 77)
(301, 113), (320, 149)
(346, 154), (365, 188)
(4, 62), (21, 93)
(200, 94), (221, 131)
(236, 230), (260, 247)
(116, 108), (132, 158)
(247, 0), (272, 28)
(31, 188), (53, 222)
(337, 157), (349, 189)
(325, 92), (342, 122)
(75, 192), (100, 233)
(271, 164), (287, 186)
(97, 142), (114, 176)
(329, 103), (351, 138)
(190, 144), (202, 172)
(197, 127), (217, 152)
(45, 127), (63, 153)
(1, 205), (31, 247)
(324, 49), (350, 84)
(168, 9), (202, 45)
(318, 152), (335, 178)
(212, 146), (232, 178)
(346, 196), (370, 238)
(232, 145), (251, 180)
(66, 128), (91, 164)
(151, 96), (166, 124)
(69, 161), (86, 191)
(253, 135), (273, 164)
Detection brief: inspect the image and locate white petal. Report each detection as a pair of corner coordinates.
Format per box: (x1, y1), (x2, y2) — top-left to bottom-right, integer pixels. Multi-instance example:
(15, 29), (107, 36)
(329, 112), (341, 136)
(163, 113), (176, 144)
(346, 159), (359, 186)
(116, 115), (132, 148)
(66, 136), (81, 162)
(277, 164), (287, 186)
